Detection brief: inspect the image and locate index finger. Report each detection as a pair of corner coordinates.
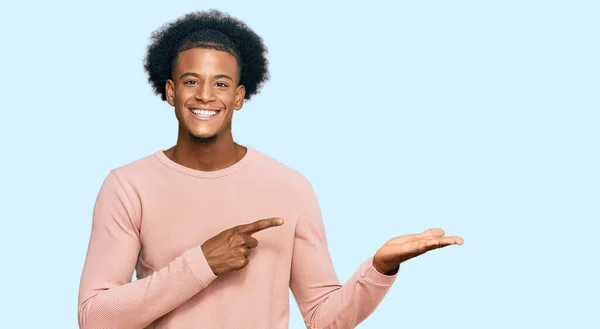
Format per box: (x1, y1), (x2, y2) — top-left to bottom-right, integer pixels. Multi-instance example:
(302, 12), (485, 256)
(236, 217), (284, 235)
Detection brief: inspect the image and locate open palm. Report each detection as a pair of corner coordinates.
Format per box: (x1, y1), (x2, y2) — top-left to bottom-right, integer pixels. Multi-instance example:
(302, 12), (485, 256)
(373, 228), (464, 274)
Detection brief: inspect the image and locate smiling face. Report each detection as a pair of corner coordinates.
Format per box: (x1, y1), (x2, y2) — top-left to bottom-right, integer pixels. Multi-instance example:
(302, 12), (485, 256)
(165, 48), (245, 142)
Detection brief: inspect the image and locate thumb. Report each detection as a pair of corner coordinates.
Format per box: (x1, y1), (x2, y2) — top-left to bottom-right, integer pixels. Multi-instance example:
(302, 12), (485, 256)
(421, 228), (445, 237)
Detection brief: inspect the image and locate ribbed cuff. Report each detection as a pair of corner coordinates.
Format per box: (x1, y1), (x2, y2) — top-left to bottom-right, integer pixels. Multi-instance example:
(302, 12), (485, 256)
(360, 257), (399, 286)
(184, 245), (218, 288)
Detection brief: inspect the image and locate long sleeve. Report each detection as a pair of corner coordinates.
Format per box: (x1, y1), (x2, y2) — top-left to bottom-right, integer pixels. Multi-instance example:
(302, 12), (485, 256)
(289, 174), (398, 329)
(78, 171), (217, 329)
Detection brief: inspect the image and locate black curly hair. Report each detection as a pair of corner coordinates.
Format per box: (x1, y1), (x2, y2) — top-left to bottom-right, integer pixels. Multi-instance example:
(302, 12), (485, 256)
(143, 9), (269, 101)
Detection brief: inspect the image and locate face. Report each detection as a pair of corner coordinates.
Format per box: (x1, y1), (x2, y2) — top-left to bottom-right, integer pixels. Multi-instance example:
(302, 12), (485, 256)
(166, 48), (245, 141)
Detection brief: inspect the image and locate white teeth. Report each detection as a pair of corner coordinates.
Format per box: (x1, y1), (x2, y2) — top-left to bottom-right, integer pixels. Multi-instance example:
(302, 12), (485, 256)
(192, 109), (218, 116)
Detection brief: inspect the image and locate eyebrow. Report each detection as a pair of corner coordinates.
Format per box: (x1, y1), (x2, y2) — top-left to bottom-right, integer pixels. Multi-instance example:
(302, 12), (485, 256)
(179, 72), (234, 82)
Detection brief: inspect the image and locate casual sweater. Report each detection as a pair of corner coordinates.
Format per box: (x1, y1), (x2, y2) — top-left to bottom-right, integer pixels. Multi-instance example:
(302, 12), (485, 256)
(78, 146), (398, 329)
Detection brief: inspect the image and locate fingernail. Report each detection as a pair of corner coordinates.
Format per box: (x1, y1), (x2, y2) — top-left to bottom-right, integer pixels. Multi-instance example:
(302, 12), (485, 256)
(276, 218), (284, 224)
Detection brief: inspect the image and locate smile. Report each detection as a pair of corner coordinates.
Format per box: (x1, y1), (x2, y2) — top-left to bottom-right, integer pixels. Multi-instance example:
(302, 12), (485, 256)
(190, 108), (222, 121)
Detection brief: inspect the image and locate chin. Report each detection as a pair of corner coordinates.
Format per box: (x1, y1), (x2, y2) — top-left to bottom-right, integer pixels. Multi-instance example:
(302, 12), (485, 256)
(189, 131), (219, 143)
(185, 121), (219, 138)
(190, 130), (216, 138)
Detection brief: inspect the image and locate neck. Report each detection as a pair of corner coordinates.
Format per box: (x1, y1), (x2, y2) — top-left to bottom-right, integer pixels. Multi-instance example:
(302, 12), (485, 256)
(165, 129), (246, 172)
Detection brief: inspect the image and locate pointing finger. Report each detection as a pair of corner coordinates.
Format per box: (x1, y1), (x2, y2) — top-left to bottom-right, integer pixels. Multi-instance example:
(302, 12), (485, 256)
(237, 217), (284, 235)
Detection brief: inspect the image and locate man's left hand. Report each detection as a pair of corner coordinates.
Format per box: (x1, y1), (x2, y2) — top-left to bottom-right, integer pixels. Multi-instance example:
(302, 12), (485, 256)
(372, 228), (464, 275)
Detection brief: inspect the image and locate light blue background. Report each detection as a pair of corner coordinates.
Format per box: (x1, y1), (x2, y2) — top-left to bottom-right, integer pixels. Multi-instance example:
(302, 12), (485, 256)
(1, 1), (598, 328)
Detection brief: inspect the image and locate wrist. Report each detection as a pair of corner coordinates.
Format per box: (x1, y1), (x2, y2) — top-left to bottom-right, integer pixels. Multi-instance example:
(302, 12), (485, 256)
(372, 259), (399, 276)
(381, 265), (399, 276)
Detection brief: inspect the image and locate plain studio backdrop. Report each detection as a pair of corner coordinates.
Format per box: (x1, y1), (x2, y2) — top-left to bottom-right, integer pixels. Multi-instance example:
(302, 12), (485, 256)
(0, 1), (598, 328)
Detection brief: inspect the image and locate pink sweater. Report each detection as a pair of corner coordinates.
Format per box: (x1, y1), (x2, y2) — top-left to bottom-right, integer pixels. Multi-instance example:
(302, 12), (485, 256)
(78, 146), (398, 329)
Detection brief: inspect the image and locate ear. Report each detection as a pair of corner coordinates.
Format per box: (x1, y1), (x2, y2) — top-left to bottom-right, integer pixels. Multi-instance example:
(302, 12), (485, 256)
(165, 79), (175, 106)
(234, 84), (245, 111)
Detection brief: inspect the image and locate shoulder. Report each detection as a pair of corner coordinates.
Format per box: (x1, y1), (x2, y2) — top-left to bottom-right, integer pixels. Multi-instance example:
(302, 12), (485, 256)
(111, 152), (160, 179)
(249, 146), (316, 197)
(95, 151), (162, 203)
(94, 152), (162, 223)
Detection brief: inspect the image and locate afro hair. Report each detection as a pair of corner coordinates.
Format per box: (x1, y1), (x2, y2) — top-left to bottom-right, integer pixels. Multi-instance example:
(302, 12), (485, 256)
(143, 9), (269, 101)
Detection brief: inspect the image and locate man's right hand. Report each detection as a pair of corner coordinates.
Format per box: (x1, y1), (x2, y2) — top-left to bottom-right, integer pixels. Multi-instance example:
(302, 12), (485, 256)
(200, 217), (284, 275)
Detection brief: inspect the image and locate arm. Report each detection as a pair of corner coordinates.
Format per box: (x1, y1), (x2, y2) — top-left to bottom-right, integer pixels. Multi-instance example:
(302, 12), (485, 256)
(78, 171), (217, 329)
(289, 175), (398, 329)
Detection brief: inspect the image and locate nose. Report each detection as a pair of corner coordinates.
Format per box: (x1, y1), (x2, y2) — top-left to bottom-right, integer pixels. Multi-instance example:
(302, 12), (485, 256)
(195, 82), (216, 103)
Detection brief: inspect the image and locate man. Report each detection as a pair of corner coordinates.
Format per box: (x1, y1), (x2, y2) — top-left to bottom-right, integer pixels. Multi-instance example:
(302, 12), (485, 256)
(78, 9), (463, 329)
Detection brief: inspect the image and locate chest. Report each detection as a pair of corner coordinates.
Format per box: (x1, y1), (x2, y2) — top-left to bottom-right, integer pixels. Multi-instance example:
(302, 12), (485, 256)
(135, 178), (299, 271)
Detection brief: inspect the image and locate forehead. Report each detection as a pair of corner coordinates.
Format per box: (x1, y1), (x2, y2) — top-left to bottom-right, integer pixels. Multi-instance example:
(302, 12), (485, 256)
(174, 48), (239, 75)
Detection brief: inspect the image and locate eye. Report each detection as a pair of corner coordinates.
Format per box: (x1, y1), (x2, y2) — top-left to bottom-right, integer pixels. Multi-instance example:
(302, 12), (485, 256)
(215, 82), (228, 88)
(184, 80), (199, 85)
